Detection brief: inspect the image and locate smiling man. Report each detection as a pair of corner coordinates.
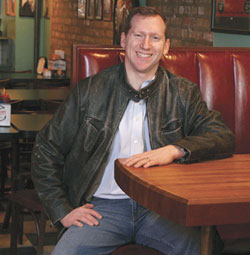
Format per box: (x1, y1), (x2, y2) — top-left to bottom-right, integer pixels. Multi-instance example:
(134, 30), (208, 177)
(120, 12), (170, 89)
(32, 7), (234, 255)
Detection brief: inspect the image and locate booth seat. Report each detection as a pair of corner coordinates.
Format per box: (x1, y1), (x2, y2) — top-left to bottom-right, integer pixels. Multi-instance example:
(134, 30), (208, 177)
(71, 45), (250, 242)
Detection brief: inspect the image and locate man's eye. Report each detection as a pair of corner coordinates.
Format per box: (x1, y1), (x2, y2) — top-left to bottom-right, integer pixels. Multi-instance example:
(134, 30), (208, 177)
(153, 36), (160, 40)
(135, 34), (142, 37)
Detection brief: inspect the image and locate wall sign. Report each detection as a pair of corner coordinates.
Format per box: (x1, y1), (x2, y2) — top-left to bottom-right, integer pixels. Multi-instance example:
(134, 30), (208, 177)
(211, 0), (250, 34)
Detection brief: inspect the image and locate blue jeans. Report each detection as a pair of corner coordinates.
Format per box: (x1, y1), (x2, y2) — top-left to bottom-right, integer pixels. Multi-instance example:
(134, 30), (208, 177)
(52, 198), (200, 255)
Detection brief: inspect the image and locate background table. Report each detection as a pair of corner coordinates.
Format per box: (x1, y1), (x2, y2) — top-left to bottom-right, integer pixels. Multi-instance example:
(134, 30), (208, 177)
(115, 155), (250, 255)
(6, 88), (70, 113)
(11, 114), (53, 139)
(0, 126), (19, 140)
(0, 73), (70, 88)
(6, 87), (70, 101)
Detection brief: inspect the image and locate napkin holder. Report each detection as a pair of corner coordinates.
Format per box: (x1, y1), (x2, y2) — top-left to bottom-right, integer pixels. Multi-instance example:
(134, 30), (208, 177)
(0, 103), (11, 126)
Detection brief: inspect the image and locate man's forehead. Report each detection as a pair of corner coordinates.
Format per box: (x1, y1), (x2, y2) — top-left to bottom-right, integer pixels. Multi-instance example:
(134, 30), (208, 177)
(130, 15), (166, 33)
(131, 14), (165, 26)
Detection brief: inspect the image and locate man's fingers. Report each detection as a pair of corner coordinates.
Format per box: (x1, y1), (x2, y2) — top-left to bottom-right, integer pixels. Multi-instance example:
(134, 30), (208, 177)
(81, 204), (102, 219)
(60, 204), (103, 228)
(73, 220), (84, 227)
(133, 158), (151, 168)
(83, 203), (94, 209)
(124, 154), (147, 167)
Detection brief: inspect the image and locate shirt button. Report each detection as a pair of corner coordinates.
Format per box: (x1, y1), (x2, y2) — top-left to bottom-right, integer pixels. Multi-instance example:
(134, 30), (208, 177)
(134, 140), (138, 144)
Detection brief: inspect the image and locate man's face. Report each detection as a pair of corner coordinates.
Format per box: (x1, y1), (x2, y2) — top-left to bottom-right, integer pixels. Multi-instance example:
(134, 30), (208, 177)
(120, 14), (170, 78)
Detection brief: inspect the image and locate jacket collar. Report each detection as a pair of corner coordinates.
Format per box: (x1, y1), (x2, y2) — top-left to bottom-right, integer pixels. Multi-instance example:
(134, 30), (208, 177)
(120, 63), (162, 102)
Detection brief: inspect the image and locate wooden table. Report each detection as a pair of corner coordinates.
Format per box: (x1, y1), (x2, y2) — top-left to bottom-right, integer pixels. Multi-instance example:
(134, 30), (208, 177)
(11, 113), (53, 138)
(115, 155), (250, 255)
(6, 87), (70, 101)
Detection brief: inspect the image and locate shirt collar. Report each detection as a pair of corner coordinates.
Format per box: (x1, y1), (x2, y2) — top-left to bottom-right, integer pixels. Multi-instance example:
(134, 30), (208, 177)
(121, 64), (161, 102)
(141, 76), (155, 89)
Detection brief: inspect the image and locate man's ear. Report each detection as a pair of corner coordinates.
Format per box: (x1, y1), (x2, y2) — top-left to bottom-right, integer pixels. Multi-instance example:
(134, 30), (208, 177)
(163, 39), (170, 56)
(120, 32), (126, 48)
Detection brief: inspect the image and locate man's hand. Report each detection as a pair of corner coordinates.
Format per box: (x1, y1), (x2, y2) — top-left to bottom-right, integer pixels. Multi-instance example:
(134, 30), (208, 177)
(60, 203), (102, 228)
(123, 145), (185, 168)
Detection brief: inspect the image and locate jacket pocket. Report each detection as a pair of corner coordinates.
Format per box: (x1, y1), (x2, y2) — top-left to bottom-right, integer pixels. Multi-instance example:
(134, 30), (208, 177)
(83, 116), (104, 152)
(161, 119), (183, 144)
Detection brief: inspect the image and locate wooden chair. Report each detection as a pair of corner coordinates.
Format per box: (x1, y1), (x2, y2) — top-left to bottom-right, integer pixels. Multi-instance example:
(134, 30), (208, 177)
(1, 129), (48, 255)
(10, 189), (47, 255)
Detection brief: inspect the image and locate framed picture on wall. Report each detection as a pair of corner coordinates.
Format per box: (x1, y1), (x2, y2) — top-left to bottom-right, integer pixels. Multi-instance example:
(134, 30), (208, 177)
(19, 0), (35, 17)
(5, 0), (16, 16)
(87, 0), (95, 19)
(211, 0), (250, 34)
(103, 0), (113, 20)
(95, 0), (103, 20)
(78, 0), (87, 18)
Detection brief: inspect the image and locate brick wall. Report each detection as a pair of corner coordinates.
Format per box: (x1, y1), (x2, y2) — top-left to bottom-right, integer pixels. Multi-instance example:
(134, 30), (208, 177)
(50, 0), (212, 75)
(147, 0), (213, 47)
(50, 0), (113, 74)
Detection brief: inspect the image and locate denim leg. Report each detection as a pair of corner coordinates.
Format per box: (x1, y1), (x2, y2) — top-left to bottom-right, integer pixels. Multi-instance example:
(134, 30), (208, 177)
(134, 202), (201, 255)
(52, 198), (133, 255)
(52, 198), (201, 255)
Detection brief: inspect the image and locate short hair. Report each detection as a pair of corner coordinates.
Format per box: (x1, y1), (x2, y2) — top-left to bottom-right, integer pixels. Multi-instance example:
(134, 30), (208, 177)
(123, 6), (168, 39)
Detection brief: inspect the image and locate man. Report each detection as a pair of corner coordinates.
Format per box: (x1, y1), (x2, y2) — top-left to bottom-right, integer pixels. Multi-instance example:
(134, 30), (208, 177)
(32, 7), (234, 255)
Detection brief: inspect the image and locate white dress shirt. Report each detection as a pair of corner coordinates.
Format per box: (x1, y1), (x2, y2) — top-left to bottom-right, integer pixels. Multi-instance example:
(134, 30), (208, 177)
(94, 79), (153, 199)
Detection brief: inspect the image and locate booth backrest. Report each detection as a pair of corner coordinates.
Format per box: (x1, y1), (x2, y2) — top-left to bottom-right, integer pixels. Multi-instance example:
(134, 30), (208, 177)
(71, 45), (250, 154)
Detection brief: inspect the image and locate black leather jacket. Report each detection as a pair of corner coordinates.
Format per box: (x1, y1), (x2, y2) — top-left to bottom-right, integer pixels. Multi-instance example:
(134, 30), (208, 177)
(31, 63), (234, 224)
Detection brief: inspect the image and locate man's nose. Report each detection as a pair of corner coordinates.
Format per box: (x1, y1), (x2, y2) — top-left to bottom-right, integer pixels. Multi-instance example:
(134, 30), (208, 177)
(141, 36), (151, 49)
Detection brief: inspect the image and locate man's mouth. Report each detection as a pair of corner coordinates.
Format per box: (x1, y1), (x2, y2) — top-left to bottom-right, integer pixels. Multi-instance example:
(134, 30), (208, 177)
(136, 52), (152, 58)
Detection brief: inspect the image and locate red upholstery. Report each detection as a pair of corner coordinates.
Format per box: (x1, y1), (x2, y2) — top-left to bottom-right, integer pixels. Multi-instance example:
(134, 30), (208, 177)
(233, 52), (250, 153)
(161, 51), (198, 84)
(71, 45), (124, 85)
(71, 45), (250, 241)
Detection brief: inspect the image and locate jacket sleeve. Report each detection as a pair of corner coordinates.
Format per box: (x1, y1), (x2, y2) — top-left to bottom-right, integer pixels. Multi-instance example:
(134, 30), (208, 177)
(172, 79), (235, 163)
(31, 82), (84, 224)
